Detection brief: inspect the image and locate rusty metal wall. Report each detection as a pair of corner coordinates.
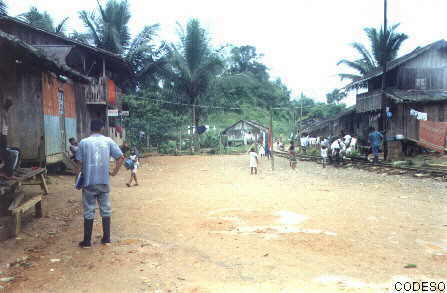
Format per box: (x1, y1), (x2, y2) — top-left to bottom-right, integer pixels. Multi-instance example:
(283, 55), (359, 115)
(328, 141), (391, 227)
(42, 73), (77, 162)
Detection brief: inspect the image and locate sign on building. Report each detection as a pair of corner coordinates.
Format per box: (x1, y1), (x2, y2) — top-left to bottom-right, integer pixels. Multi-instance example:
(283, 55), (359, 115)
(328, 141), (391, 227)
(120, 111), (129, 116)
(107, 109), (119, 117)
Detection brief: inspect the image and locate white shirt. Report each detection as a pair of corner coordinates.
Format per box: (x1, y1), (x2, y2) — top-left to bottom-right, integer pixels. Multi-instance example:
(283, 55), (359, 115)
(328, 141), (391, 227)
(249, 151), (258, 167)
(343, 134), (352, 145)
(331, 139), (346, 150)
(300, 137), (308, 147)
(321, 148), (328, 158)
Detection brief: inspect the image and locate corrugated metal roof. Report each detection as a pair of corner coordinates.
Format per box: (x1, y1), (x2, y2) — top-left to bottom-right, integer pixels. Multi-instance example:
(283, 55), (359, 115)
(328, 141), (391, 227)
(34, 45), (74, 65)
(303, 107), (355, 133)
(385, 89), (447, 103)
(0, 16), (133, 77)
(0, 30), (90, 82)
(346, 39), (447, 88)
(221, 120), (269, 134)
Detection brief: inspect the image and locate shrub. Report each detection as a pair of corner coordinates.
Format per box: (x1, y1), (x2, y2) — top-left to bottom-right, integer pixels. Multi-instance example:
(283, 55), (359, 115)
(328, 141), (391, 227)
(200, 133), (219, 148)
(159, 140), (177, 154)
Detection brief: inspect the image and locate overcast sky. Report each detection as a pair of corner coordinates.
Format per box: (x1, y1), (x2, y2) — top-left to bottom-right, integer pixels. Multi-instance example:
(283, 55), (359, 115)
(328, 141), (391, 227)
(6, 0), (447, 104)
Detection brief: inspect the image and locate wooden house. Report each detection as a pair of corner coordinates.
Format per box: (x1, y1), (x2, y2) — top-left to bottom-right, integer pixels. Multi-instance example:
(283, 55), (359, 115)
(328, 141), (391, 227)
(348, 39), (447, 158)
(221, 120), (268, 146)
(303, 108), (355, 138)
(0, 16), (131, 166)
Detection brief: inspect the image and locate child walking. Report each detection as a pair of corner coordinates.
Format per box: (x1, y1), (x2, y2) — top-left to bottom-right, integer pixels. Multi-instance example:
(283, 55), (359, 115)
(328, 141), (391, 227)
(321, 144), (328, 168)
(126, 152), (139, 187)
(288, 141), (297, 170)
(248, 147), (258, 175)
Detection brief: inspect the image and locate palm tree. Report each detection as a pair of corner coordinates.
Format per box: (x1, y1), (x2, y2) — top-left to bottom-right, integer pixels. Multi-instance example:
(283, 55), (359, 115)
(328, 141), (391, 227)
(79, 0), (131, 54)
(19, 7), (68, 35)
(0, 0), (7, 15)
(326, 89), (347, 104)
(160, 19), (224, 152)
(338, 24), (408, 87)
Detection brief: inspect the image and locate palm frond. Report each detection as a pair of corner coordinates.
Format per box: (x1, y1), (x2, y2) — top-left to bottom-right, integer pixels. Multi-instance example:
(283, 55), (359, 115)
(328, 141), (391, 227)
(337, 59), (370, 75)
(350, 42), (376, 68)
(54, 17), (69, 35)
(0, 0), (7, 15)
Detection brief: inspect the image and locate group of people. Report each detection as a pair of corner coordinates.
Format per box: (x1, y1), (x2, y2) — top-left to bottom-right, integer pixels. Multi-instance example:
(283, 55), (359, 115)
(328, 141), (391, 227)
(249, 127), (384, 173)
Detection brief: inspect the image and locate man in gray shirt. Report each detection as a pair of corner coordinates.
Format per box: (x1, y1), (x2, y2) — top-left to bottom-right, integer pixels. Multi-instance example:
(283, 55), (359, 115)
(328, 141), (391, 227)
(76, 120), (124, 248)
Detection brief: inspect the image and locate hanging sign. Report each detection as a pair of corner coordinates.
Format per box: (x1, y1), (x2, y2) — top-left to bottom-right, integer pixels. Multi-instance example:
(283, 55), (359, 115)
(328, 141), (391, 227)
(107, 109), (119, 117)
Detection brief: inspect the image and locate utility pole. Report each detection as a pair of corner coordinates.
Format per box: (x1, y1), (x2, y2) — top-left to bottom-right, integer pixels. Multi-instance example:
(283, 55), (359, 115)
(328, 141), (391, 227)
(381, 0), (388, 161)
(270, 107), (274, 171)
(299, 100), (303, 137)
(191, 104), (195, 154)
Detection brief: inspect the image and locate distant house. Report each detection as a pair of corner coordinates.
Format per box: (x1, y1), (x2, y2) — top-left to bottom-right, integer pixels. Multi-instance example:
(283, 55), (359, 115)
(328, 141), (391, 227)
(221, 120), (269, 146)
(0, 16), (132, 166)
(303, 108), (355, 138)
(348, 39), (447, 157)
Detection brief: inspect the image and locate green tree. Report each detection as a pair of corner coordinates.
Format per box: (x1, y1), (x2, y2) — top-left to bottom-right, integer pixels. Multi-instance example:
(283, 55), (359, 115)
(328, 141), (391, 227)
(326, 89), (347, 104)
(78, 0), (164, 91)
(79, 0), (131, 54)
(337, 24), (408, 86)
(0, 0), (7, 15)
(123, 94), (180, 148)
(160, 19), (224, 151)
(228, 45), (269, 81)
(19, 7), (68, 35)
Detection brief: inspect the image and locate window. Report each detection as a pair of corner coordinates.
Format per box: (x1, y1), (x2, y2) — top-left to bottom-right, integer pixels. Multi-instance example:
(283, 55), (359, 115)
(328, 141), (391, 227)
(415, 78), (427, 90)
(58, 90), (64, 115)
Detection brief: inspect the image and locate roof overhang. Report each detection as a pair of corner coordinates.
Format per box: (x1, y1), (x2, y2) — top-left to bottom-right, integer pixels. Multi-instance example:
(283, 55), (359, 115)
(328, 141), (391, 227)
(345, 40), (447, 90)
(0, 30), (90, 83)
(0, 16), (133, 78)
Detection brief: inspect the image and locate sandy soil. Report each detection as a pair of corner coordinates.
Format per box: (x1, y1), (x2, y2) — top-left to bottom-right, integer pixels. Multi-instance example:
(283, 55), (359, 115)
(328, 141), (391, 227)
(1, 154), (447, 293)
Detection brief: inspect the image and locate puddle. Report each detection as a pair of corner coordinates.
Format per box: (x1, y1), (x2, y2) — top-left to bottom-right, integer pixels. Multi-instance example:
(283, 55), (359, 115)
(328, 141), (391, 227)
(416, 239), (447, 254)
(208, 209), (336, 238)
(275, 210), (308, 225)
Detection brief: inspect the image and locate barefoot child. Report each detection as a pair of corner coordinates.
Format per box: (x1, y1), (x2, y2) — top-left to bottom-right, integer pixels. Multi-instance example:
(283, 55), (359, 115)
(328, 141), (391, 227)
(321, 144), (328, 168)
(248, 147), (258, 175)
(126, 152), (139, 187)
(288, 141), (297, 170)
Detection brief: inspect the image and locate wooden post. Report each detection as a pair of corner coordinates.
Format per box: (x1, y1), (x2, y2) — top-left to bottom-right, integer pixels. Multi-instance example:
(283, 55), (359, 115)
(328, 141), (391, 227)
(191, 104), (196, 154)
(270, 107), (274, 171)
(103, 58), (109, 137)
(381, 0), (389, 160)
(39, 173), (49, 195)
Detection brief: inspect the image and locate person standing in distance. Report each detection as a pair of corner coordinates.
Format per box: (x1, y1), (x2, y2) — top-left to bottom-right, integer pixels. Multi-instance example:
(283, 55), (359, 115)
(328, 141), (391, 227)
(75, 120), (124, 248)
(368, 127), (384, 164)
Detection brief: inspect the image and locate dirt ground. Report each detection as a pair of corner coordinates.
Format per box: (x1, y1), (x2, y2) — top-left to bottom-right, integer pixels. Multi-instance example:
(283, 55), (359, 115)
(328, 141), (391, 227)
(1, 154), (447, 292)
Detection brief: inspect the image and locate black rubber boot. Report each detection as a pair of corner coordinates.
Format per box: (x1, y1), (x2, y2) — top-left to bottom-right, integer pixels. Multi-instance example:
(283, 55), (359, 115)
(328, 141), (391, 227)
(79, 219), (93, 248)
(101, 217), (111, 244)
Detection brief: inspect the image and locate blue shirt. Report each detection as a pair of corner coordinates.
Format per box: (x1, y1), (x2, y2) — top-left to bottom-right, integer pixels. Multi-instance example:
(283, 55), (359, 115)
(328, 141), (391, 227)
(76, 134), (123, 187)
(368, 131), (383, 146)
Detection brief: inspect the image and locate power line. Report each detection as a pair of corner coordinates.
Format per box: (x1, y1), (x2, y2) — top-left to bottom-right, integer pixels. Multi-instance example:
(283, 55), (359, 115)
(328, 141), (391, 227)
(137, 96), (316, 111)
(141, 96), (243, 110)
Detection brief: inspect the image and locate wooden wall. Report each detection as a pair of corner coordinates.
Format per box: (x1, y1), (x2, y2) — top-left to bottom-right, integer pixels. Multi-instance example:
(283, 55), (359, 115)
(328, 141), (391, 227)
(0, 48), (44, 161)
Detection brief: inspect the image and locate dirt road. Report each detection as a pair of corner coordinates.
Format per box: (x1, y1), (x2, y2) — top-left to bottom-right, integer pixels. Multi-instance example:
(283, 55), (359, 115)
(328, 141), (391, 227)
(1, 155), (447, 292)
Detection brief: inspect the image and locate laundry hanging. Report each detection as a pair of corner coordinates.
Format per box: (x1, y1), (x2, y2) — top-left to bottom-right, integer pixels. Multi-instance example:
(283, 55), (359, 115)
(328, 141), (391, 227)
(410, 109), (428, 121)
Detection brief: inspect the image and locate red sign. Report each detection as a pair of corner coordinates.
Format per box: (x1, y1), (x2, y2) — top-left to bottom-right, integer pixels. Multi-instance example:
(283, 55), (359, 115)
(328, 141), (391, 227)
(108, 79), (116, 105)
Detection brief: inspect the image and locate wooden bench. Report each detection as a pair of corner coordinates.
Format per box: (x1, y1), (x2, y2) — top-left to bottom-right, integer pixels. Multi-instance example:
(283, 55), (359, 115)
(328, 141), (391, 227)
(0, 168), (49, 239)
(9, 194), (44, 237)
(17, 168), (49, 195)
